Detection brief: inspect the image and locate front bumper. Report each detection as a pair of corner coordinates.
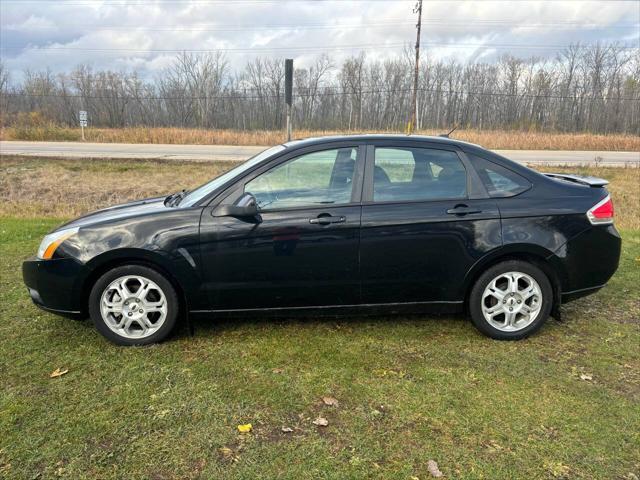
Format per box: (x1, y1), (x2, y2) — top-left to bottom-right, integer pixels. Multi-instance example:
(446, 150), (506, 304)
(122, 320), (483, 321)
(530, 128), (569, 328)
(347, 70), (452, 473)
(22, 256), (87, 318)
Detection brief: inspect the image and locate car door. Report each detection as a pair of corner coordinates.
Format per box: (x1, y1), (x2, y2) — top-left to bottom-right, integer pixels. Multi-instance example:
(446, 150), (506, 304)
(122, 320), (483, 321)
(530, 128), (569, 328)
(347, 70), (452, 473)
(198, 143), (365, 311)
(359, 141), (502, 305)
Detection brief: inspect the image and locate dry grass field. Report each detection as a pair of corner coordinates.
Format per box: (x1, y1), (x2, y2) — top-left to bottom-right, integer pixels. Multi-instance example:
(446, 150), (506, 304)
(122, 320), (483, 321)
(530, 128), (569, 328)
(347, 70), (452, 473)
(0, 156), (231, 218)
(1, 156), (639, 229)
(2, 125), (639, 151)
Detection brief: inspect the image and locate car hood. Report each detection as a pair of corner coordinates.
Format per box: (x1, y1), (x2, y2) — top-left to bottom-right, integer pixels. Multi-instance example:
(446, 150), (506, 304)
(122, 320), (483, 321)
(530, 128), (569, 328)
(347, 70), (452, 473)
(58, 196), (169, 230)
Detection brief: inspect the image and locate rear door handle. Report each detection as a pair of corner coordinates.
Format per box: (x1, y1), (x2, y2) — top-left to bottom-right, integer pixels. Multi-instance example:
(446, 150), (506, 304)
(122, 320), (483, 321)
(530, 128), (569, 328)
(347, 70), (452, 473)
(309, 215), (346, 225)
(446, 205), (482, 215)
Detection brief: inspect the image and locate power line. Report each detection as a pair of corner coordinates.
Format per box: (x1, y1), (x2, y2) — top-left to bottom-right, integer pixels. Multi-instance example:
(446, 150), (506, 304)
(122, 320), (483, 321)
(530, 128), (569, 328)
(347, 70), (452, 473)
(0, 0), (420, 5)
(2, 22), (417, 33)
(3, 0), (639, 3)
(3, 21), (638, 31)
(0, 0), (416, 3)
(4, 88), (638, 102)
(2, 42), (637, 55)
(0, 43), (408, 54)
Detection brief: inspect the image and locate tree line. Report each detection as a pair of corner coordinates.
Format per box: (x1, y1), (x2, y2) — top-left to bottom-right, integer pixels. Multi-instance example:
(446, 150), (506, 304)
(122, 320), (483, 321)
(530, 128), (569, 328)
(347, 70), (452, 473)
(0, 42), (638, 134)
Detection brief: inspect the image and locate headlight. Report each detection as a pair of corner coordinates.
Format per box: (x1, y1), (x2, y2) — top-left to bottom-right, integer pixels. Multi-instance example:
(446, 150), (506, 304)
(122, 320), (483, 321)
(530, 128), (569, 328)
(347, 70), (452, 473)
(37, 227), (79, 260)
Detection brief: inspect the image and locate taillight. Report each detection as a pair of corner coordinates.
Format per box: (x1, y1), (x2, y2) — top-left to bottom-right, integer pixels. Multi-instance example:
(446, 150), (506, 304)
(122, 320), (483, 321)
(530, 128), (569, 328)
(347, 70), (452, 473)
(587, 195), (614, 225)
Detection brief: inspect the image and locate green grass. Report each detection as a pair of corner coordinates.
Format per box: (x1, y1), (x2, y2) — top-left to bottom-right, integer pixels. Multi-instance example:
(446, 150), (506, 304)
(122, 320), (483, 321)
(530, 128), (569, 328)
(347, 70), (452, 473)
(1, 218), (639, 479)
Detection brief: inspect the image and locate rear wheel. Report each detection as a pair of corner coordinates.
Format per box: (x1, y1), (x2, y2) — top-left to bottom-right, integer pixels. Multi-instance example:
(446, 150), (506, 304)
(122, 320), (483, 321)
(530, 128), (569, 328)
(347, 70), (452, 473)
(469, 260), (552, 340)
(89, 265), (179, 346)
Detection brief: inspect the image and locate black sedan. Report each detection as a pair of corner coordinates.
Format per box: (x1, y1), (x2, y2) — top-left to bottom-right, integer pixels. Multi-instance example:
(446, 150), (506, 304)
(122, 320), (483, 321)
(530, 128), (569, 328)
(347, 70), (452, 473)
(23, 135), (621, 345)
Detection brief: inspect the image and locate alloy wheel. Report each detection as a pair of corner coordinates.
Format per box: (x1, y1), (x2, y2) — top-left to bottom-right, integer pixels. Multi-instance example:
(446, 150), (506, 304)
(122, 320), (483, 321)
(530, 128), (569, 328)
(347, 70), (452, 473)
(481, 271), (543, 332)
(100, 275), (168, 339)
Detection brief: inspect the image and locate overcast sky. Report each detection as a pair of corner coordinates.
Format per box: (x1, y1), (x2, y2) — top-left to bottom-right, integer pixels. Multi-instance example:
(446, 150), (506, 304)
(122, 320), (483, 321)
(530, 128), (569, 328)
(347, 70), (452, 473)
(1, 0), (638, 80)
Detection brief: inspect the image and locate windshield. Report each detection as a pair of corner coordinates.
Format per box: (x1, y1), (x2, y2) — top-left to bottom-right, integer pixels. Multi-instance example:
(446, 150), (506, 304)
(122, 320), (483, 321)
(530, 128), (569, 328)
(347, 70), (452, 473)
(179, 145), (286, 207)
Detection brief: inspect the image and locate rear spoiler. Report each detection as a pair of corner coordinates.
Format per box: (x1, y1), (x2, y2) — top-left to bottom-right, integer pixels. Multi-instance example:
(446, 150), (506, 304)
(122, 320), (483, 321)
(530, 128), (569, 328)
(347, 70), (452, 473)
(544, 173), (609, 187)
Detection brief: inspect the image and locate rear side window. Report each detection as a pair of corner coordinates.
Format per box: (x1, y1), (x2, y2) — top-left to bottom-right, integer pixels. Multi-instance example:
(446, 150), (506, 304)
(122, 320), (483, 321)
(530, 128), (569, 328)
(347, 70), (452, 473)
(470, 155), (531, 198)
(373, 147), (467, 202)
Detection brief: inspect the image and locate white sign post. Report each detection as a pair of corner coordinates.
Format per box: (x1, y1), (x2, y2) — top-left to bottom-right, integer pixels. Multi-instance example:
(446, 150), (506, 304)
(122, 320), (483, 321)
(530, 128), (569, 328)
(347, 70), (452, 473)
(79, 110), (88, 141)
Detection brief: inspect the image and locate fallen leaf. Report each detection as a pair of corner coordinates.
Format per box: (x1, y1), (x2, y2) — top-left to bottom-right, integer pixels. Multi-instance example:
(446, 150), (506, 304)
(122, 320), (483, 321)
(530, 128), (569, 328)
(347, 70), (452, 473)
(427, 459), (443, 478)
(272, 368), (284, 374)
(312, 417), (328, 427)
(237, 423), (252, 433)
(485, 440), (503, 454)
(538, 425), (558, 439)
(545, 461), (571, 478)
(281, 426), (293, 433)
(322, 396), (339, 407)
(49, 368), (68, 378)
(579, 373), (593, 381)
(219, 447), (233, 457)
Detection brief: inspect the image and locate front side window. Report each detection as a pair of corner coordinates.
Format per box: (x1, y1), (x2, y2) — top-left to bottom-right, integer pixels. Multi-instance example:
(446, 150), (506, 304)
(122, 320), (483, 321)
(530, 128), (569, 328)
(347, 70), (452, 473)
(245, 147), (357, 210)
(373, 147), (467, 202)
(180, 145), (285, 207)
(469, 154), (531, 197)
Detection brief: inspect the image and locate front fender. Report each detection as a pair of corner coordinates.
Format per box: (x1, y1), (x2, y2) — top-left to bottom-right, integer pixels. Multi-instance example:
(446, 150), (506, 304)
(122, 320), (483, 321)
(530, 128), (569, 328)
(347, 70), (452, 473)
(55, 207), (207, 311)
(86, 248), (202, 298)
(81, 247), (206, 310)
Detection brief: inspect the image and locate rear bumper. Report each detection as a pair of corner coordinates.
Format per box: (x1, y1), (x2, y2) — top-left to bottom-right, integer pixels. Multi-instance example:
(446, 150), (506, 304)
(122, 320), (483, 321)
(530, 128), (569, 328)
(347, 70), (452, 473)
(22, 257), (86, 318)
(561, 284), (606, 303)
(555, 224), (621, 303)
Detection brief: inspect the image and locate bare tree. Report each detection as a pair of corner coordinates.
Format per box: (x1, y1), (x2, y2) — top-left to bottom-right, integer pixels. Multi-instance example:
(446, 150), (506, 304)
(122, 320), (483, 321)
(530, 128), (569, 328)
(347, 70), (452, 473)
(3, 43), (638, 134)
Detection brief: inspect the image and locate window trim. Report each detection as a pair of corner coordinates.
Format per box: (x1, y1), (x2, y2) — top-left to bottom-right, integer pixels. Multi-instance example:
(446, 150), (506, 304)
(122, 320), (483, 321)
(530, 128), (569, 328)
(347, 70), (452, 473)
(466, 152), (533, 198)
(208, 141), (367, 213)
(362, 142), (488, 205)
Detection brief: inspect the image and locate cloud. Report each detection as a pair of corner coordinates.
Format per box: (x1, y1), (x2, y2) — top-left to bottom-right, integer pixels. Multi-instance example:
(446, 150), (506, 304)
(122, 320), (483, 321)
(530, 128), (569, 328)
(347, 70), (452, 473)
(1, 0), (638, 80)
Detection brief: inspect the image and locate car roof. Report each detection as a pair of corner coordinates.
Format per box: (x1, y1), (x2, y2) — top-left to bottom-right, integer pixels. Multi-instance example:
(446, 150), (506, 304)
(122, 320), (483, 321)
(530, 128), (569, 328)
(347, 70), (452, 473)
(283, 134), (482, 150)
(281, 133), (545, 182)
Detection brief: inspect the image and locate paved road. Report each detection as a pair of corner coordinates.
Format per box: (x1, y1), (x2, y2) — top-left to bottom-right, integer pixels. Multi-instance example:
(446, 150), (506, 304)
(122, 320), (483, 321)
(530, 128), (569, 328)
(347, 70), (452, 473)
(1, 141), (638, 167)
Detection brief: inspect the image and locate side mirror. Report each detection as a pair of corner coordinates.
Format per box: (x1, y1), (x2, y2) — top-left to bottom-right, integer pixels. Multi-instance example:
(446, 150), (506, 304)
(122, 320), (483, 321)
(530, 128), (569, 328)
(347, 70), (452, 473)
(214, 192), (261, 220)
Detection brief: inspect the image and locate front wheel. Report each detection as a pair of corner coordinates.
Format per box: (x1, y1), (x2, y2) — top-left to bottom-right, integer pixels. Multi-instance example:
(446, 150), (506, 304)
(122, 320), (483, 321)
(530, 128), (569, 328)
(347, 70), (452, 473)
(89, 265), (179, 346)
(469, 260), (553, 340)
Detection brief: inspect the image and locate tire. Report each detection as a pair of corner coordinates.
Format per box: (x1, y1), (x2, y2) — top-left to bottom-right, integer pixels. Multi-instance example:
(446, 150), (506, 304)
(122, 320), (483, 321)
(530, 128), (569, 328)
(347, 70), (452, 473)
(89, 265), (179, 346)
(469, 260), (553, 340)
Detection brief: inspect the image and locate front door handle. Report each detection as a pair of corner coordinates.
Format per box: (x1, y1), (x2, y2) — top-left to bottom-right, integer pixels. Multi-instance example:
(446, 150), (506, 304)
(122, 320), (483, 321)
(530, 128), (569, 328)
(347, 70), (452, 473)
(309, 215), (346, 225)
(446, 204), (482, 216)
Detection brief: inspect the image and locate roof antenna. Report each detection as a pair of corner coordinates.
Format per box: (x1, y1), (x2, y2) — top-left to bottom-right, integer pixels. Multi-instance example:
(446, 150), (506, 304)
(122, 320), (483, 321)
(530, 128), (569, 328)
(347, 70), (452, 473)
(439, 125), (458, 138)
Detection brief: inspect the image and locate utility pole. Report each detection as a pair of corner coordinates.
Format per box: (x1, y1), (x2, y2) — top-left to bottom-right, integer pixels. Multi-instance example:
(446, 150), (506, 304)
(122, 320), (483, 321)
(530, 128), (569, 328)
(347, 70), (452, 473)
(409, 0), (423, 134)
(285, 58), (293, 141)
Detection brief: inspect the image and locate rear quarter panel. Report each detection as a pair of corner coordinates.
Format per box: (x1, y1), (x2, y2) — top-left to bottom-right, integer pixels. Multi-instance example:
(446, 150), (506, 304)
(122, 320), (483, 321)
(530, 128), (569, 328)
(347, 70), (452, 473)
(497, 178), (617, 294)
